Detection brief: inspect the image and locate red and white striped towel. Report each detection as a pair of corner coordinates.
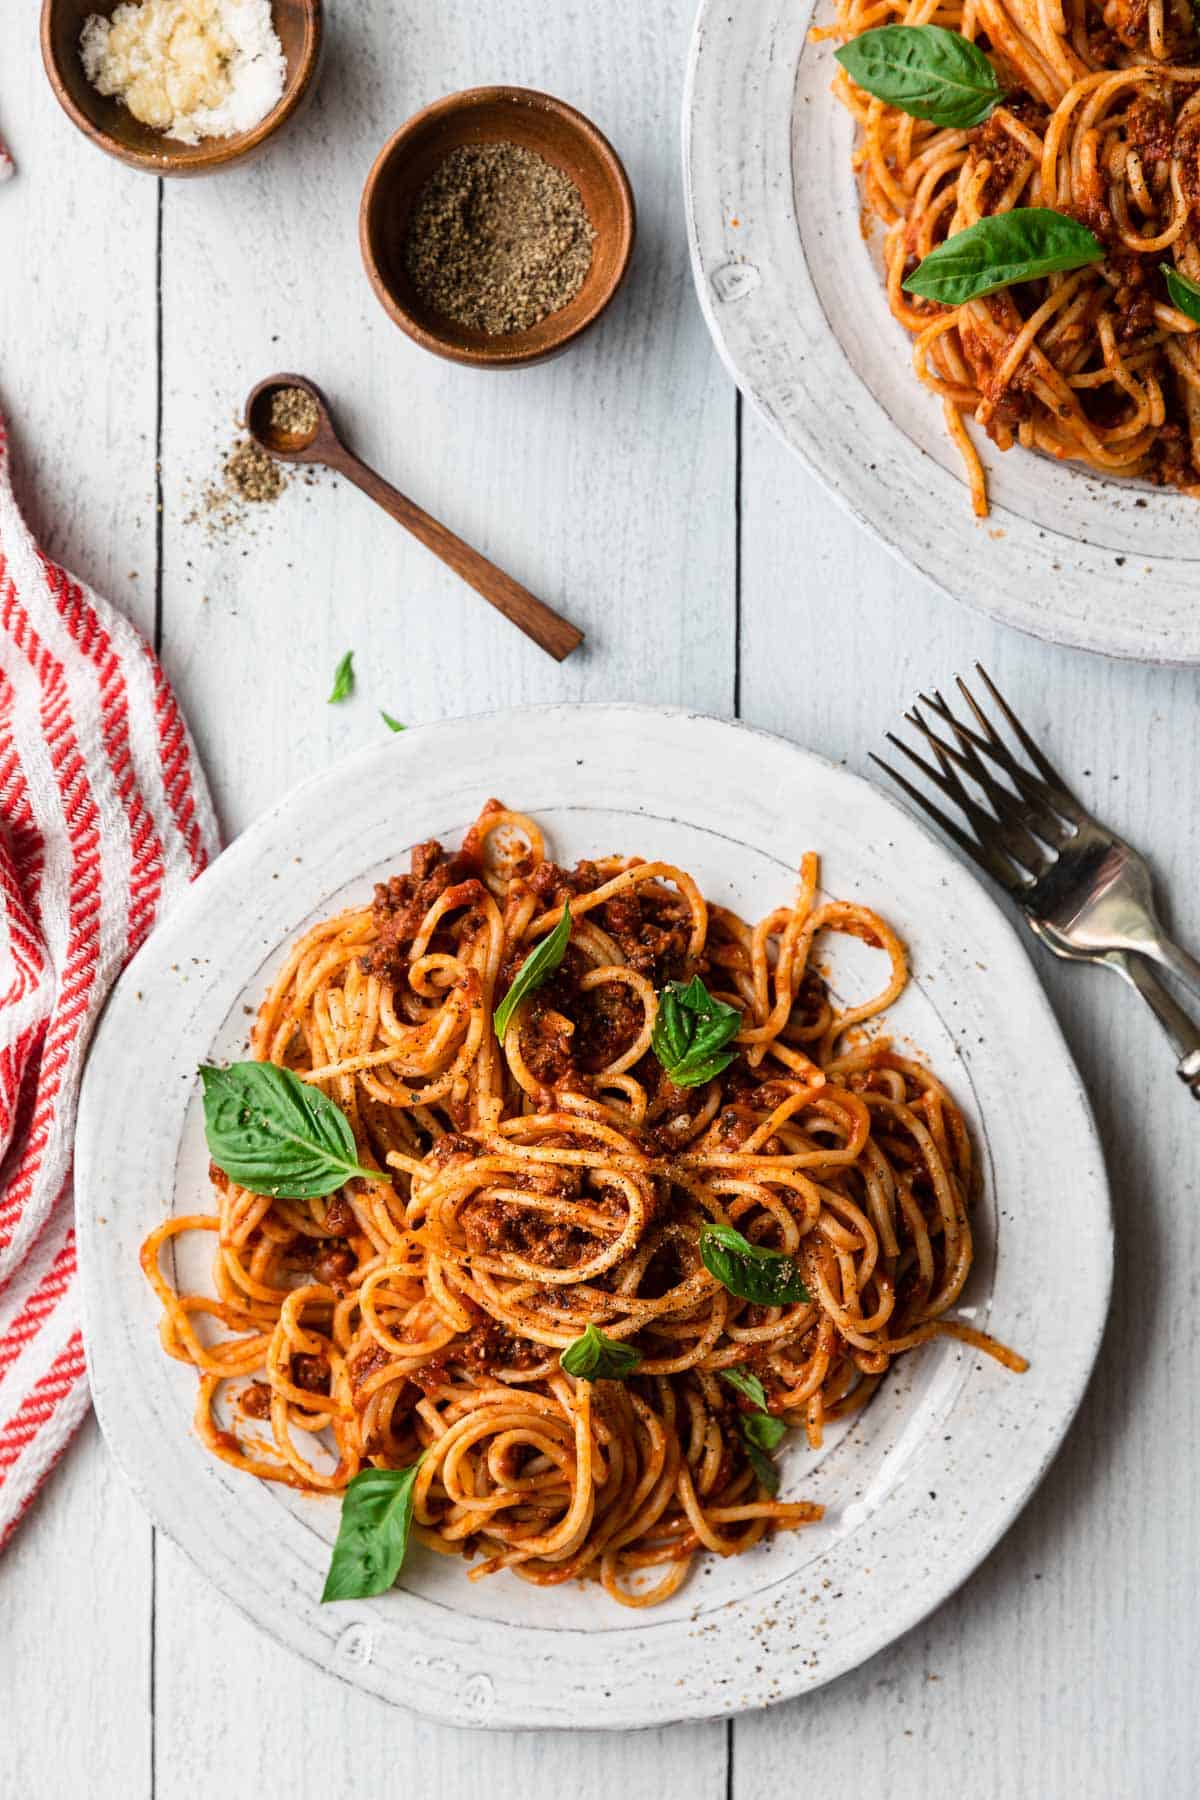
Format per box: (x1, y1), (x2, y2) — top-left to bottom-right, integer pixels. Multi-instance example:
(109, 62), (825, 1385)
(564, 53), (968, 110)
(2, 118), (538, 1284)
(0, 411), (218, 1548)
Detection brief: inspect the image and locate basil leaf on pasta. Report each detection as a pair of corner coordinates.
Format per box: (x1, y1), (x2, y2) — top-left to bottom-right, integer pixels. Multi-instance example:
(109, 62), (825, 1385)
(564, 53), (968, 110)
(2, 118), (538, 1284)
(721, 1366), (770, 1412)
(328, 650), (355, 704)
(723, 1364), (787, 1476)
(742, 1411), (787, 1453)
(835, 26), (1003, 128)
(743, 1435), (781, 1498)
(321, 1460), (424, 1602)
(1162, 263), (1200, 324)
(903, 209), (1104, 305)
(700, 1222), (810, 1306)
(493, 904), (572, 1042)
(561, 1324), (642, 1381)
(651, 975), (742, 1087)
(200, 1062), (381, 1198)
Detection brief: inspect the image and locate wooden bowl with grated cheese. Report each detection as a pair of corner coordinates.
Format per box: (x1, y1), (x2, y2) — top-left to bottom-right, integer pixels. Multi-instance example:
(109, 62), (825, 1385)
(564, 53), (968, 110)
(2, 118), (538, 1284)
(41, 0), (322, 176)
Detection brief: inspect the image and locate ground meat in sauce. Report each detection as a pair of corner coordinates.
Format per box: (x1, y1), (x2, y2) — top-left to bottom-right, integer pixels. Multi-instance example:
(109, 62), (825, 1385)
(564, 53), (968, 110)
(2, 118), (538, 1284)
(412, 1321), (544, 1392)
(291, 1352), (331, 1395)
(890, 41), (1195, 481)
(324, 1195), (354, 1234)
(967, 98), (1048, 211)
(424, 1131), (477, 1169)
(1125, 93), (1175, 168)
(459, 1196), (601, 1267)
(364, 838), (483, 983)
(311, 1242), (356, 1292)
(241, 1381), (272, 1419)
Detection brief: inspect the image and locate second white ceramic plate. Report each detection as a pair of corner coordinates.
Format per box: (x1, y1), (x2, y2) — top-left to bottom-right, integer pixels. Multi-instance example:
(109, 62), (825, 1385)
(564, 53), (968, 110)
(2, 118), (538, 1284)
(683, 0), (1200, 663)
(75, 706), (1111, 1728)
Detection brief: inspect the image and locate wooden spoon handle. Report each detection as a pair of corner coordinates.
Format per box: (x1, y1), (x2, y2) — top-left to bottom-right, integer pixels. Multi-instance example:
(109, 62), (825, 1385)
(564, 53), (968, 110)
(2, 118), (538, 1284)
(329, 443), (583, 662)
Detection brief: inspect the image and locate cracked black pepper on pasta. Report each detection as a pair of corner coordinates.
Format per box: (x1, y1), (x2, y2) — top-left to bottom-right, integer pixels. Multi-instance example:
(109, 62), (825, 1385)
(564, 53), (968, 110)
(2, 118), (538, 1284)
(142, 801), (1025, 1609)
(830, 0), (1200, 515)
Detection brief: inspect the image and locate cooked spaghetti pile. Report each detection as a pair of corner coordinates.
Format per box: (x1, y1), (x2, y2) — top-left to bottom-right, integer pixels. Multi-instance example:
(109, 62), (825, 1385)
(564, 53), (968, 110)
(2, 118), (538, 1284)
(143, 802), (1022, 1607)
(832, 0), (1200, 512)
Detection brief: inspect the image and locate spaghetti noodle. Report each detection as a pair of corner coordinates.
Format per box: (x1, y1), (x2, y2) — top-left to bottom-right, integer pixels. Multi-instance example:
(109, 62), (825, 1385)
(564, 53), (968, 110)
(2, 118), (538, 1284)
(830, 0), (1200, 513)
(142, 802), (1023, 1607)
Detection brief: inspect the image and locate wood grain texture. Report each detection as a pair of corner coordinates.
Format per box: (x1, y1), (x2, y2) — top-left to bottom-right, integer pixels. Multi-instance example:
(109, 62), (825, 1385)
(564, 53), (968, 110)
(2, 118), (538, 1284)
(3, 0), (1198, 1783)
(734, 403), (1200, 1797)
(152, 0), (732, 1789)
(157, 0), (734, 838)
(0, 4), (157, 642)
(0, 1422), (152, 1795)
(0, 15), (156, 1793)
(312, 425), (585, 661)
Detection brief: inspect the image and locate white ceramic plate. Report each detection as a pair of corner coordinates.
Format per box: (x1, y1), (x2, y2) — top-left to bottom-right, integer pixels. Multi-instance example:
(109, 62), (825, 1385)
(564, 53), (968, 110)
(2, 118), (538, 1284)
(683, 1), (1200, 664)
(75, 706), (1111, 1729)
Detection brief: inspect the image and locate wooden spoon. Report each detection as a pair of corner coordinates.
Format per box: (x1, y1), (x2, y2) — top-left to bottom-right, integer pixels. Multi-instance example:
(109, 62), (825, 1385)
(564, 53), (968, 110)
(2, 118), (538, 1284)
(244, 374), (583, 661)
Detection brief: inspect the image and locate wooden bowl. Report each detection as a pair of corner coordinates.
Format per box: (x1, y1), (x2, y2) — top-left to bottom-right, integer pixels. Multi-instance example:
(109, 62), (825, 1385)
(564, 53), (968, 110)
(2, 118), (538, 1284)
(40, 0), (322, 176)
(359, 87), (636, 369)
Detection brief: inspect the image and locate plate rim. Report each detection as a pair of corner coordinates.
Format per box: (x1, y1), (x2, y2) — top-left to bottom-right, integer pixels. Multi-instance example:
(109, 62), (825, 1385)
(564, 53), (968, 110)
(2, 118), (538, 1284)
(75, 702), (1114, 1728)
(681, 0), (1200, 667)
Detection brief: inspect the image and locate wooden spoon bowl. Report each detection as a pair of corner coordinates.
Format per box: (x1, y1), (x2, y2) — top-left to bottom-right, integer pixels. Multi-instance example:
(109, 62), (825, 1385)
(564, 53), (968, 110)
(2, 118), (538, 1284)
(40, 0), (323, 176)
(359, 86), (636, 369)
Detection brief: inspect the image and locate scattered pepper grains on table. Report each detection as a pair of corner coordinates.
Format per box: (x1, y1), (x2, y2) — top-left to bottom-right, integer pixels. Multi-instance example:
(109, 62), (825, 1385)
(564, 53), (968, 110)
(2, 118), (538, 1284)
(185, 427), (322, 542)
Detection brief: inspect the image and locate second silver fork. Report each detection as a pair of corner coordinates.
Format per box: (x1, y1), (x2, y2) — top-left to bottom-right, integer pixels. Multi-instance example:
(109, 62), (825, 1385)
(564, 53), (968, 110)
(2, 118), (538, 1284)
(873, 666), (1200, 1099)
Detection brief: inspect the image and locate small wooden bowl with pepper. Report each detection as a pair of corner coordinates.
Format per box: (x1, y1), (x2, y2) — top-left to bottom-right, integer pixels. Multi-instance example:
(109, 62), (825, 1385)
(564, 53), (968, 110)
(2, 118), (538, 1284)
(359, 86), (636, 369)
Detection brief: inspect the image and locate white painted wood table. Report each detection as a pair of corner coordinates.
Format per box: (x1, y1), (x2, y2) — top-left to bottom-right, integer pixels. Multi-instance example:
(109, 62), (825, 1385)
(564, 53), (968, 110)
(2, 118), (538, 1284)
(2, 4), (1197, 1795)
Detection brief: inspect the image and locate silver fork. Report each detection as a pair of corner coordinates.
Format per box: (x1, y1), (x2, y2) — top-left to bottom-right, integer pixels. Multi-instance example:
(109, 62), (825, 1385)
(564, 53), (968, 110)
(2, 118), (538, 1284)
(872, 665), (1200, 1098)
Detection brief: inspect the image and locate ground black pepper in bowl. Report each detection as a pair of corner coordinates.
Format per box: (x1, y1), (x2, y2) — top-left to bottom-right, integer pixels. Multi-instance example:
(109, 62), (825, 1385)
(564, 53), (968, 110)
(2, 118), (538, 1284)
(403, 141), (596, 336)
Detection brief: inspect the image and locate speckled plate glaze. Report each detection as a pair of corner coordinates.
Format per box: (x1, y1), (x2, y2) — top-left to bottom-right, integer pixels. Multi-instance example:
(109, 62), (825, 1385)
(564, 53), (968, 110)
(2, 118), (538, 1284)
(75, 707), (1112, 1729)
(683, 1), (1200, 664)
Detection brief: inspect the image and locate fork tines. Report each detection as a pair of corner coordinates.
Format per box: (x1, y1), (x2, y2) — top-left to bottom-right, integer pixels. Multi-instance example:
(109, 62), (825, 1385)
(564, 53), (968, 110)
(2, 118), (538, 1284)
(870, 666), (1086, 893)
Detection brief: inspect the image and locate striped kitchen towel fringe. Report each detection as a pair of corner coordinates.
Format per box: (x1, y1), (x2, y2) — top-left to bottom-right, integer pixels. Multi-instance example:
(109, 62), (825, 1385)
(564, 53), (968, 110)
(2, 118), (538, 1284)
(0, 410), (218, 1548)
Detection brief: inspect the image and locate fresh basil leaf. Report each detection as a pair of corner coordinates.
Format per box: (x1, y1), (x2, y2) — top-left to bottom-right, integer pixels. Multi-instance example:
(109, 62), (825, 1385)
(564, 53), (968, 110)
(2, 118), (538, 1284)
(743, 1434), (781, 1498)
(651, 975), (742, 1088)
(560, 1323), (642, 1381)
(200, 1062), (381, 1198)
(721, 1366), (770, 1412)
(380, 711), (406, 733)
(321, 1460), (424, 1602)
(743, 1411), (787, 1452)
(328, 650), (354, 704)
(494, 905), (572, 1042)
(835, 26), (1003, 128)
(903, 209), (1103, 305)
(1162, 263), (1200, 325)
(700, 1222), (811, 1306)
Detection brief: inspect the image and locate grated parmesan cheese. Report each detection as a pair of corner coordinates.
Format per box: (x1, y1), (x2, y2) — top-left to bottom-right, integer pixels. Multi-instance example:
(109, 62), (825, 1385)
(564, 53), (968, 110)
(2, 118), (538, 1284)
(80, 0), (285, 147)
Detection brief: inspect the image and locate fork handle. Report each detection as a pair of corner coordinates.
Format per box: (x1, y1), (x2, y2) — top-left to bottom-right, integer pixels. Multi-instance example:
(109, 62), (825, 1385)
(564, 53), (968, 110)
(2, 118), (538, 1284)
(1141, 936), (1200, 1012)
(1112, 952), (1200, 1097)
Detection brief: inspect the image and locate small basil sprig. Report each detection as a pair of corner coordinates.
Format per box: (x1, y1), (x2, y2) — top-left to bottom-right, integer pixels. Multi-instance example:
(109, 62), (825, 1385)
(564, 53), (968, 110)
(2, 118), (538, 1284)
(722, 1366), (788, 1494)
(904, 209), (1103, 305)
(700, 1222), (810, 1306)
(380, 711), (406, 733)
(200, 1062), (383, 1198)
(835, 26), (1003, 128)
(744, 1434), (783, 1497)
(721, 1366), (770, 1411)
(494, 905), (573, 1042)
(561, 1324), (642, 1381)
(328, 650), (354, 704)
(651, 975), (742, 1087)
(321, 1459), (424, 1602)
(1162, 263), (1200, 324)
